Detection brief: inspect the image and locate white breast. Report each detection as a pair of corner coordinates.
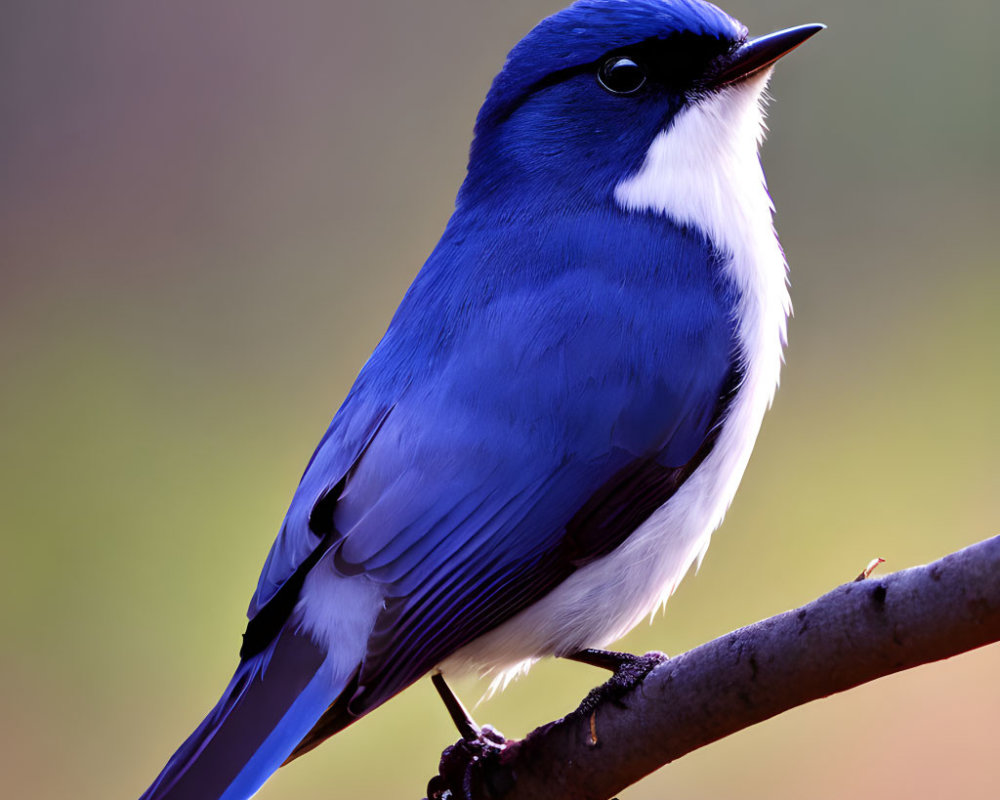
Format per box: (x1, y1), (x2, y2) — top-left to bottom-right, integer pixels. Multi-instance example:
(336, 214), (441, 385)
(443, 70), (790, 691)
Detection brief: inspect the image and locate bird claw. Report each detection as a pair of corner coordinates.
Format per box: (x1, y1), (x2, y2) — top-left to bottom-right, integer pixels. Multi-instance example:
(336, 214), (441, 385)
(570, 649), (669, 716)
(426, 725), (512, 800)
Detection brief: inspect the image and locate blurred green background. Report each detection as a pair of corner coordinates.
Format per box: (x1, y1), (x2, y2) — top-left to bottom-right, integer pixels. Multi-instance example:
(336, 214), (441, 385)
(2, 1), (997, 798)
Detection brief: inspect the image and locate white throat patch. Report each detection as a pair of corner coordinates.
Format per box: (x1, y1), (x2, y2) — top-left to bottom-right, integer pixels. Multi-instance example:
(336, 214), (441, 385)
(615, 70), (781, 287)
(614, 67), (790, 402)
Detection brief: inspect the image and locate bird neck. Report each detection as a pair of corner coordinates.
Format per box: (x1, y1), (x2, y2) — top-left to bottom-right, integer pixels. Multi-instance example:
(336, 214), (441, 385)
(456, 159), (616, 220)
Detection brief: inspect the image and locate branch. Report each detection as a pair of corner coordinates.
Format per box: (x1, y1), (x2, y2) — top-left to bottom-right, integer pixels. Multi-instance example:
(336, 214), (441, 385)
(426, 535), (1000, 800)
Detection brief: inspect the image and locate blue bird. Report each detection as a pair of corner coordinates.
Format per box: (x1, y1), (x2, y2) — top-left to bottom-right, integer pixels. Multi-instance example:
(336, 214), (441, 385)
(139, 2), (821, 798)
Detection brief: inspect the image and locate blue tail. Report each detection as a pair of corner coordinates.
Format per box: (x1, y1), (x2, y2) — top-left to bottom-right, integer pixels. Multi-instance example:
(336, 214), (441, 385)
(140, 627), (350, 800)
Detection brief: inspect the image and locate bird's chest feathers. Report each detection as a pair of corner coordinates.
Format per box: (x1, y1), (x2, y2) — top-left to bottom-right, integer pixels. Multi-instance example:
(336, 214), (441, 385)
(614, 72), (790, 361)
(445, 226), (738, 418)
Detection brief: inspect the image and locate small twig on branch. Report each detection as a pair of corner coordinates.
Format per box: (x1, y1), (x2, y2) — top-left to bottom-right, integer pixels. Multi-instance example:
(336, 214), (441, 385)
(426, 535), (1000, 800)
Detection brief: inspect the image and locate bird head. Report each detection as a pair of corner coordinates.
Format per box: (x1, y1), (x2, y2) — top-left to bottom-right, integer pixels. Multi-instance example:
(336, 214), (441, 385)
(458, 0), (822, 213)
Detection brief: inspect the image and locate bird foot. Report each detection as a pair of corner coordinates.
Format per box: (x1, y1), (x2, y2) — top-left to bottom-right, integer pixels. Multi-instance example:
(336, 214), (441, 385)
(426, 724), (512, 800)
(567, 648), (669, 716)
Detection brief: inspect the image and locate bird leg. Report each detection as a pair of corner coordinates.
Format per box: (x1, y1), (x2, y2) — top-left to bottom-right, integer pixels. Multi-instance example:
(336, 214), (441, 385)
(431, 672), (481, 741)
(566, 648), (670, 715)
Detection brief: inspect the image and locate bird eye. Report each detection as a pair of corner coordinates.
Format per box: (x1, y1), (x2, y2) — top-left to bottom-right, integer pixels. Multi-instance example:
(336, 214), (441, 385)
(597, 56), (647, 95)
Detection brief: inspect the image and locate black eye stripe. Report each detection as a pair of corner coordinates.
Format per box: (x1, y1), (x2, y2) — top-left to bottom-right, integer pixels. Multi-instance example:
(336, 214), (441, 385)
(595, 33), (737, 96)
(629, 33), (737, 90)
(481, 32), (738, 126)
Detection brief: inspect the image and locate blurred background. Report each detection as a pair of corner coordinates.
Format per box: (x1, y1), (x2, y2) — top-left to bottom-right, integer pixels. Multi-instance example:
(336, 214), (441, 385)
(2, 1), (997, 798)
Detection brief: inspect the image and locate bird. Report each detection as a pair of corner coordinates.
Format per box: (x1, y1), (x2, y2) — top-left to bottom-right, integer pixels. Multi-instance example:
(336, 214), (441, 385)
(139, 2), (821, 798)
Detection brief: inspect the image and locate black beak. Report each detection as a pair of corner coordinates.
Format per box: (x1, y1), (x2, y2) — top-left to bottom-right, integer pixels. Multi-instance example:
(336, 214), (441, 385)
(709, 24), (825, 89)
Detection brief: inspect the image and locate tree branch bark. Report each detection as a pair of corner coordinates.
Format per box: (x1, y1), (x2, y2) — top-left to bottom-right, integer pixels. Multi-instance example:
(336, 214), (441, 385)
(426, 535), (1000, 800)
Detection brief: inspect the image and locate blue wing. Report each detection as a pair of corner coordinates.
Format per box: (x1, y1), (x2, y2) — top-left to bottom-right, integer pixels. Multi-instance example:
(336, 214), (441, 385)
(268, 207), (741, 741)
(247, 390), (393, 618)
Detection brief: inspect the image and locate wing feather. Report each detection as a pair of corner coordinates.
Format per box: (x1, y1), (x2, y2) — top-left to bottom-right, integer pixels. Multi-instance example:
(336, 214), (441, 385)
(267, 211), (741, 753)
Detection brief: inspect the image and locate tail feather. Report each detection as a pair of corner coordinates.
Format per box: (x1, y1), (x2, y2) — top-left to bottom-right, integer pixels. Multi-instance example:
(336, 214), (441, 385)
(283, 671), (362, 765)
(140, 627), (349, 800)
